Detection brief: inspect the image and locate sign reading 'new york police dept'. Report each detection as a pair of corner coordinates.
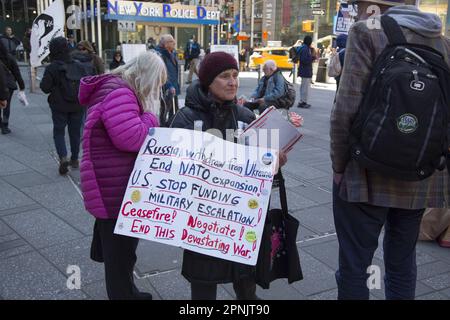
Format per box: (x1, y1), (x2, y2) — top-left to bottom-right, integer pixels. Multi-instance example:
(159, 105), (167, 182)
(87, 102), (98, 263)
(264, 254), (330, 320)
(106, 0), (220, 25)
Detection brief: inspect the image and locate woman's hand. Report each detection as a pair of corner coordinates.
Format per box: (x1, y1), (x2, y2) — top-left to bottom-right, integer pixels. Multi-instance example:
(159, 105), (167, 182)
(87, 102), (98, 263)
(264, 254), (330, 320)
(275, 150), (288, 173)
(279, 150), (287, 167)
(0, 100), (6, 109)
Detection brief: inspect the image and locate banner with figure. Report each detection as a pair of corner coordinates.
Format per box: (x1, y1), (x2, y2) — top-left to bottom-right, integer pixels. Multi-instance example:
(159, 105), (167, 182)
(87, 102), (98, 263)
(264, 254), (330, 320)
(114, 128), (278, 266)
(30, 0), (65, 67)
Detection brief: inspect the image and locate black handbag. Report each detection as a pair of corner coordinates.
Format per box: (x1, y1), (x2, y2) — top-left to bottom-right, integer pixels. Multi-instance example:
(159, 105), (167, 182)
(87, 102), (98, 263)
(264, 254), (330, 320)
(256, 170), (303, 289)
(0, 60), (17, 90)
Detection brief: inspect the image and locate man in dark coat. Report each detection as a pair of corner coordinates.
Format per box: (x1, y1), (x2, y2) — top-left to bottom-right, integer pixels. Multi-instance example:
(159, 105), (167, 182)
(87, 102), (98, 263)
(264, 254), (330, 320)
(0, 26), (21, 57)
(156, 34), (180, 126)
(296, 35), (314, 108)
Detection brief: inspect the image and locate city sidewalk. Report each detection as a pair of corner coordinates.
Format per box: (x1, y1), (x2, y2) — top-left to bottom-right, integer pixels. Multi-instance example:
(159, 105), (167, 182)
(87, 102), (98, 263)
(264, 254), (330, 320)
(0, 67), (449, 300)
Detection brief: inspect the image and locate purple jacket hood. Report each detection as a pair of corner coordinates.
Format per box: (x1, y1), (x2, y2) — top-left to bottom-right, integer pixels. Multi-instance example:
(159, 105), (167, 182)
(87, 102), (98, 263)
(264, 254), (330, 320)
(79, 74), (131, 108)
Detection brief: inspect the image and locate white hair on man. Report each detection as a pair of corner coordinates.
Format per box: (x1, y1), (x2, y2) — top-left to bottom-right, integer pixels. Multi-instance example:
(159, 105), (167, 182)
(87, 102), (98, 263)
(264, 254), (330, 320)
(111, 51), (167, 116)
(159, 34), (174, 46)
(263, 60), (277, 72)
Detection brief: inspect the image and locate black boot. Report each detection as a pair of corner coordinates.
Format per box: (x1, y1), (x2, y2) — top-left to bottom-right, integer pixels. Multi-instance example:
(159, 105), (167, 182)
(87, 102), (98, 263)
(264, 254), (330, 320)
(59, 157), (69, 175)
(233, 278), (262, 300)
(1, 123), (11, 134)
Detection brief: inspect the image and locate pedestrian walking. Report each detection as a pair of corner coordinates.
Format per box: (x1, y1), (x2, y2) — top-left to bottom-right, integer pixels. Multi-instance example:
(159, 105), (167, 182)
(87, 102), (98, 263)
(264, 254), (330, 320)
(40, 37), (87, 175)
(78, 51), (167, 300)
(0, 42), (25, 134)
(185, 35), (201, 84)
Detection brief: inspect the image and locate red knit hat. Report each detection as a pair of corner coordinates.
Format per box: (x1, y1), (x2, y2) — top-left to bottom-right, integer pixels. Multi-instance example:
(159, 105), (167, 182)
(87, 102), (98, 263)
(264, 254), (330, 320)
(198, 52), (239, 89)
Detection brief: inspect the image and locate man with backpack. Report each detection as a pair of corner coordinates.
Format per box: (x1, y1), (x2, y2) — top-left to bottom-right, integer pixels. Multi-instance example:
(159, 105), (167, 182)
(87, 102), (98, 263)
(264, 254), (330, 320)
(242, 60), (295, 113)
(41, 37), (92, 175)
(330, 0), (450, 300)
(327, 34), (348, 91)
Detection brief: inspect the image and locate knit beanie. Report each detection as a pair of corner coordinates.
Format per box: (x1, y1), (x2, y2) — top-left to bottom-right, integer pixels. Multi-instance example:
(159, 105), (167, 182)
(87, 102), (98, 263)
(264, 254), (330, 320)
(198, 52), (239, 89)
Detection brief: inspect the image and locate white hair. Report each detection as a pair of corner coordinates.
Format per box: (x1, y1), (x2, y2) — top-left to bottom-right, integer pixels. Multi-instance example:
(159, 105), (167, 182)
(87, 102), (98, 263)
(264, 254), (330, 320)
(159, 34), (174, 46)
(111, 51), (167, 116)
(264, 60), (277, 72)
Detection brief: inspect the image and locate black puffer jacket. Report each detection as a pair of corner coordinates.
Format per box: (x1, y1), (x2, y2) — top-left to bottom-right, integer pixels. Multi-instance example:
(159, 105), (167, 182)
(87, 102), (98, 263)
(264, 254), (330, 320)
(170, 80), (257, 284)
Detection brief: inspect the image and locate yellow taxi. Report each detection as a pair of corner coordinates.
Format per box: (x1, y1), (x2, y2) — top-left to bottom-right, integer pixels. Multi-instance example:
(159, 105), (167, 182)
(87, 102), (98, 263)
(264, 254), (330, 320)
(248, 47), (294, 70)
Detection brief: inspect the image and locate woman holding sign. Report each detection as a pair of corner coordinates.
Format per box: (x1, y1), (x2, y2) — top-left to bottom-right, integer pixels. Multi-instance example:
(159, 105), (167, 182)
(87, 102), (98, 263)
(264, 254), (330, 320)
(170, 52), (287, 300)
(78, 51), (167, 300)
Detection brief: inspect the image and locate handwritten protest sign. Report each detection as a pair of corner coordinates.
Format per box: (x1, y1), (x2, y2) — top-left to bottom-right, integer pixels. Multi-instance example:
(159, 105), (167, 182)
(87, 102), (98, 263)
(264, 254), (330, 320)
(114, 128), (278, 266)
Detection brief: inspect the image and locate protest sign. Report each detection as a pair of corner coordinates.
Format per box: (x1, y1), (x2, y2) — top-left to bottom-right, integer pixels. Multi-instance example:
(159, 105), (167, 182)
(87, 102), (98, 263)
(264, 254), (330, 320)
(114, 128), (278, 266)
(333, 2), (357, 35)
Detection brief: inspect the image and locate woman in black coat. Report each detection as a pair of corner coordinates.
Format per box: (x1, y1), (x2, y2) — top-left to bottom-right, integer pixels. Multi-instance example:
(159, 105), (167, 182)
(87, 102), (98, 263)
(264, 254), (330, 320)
(0, 42), (25, 134)
(170, 52), (287, 300)
(109, 51), (125, 70)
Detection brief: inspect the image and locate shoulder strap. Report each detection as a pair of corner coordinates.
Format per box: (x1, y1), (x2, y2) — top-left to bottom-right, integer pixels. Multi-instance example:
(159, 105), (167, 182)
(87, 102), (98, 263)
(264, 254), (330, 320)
(0, 59), (12, 75)
(276, 170), (288, 216)
(381, 15), (407, 45)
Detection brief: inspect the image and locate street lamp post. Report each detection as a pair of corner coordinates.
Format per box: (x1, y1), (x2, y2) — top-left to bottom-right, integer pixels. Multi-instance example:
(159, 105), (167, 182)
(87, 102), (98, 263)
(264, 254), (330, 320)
(239, 0), (243, 51)
(250, 0), (254, 49)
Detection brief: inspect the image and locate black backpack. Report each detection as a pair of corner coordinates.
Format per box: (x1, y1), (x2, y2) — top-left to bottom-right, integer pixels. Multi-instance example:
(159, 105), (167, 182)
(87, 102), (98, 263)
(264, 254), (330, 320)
(350, 15), (450, 181)
(59, 60), (94, 104)
(275, 72), (296, 109)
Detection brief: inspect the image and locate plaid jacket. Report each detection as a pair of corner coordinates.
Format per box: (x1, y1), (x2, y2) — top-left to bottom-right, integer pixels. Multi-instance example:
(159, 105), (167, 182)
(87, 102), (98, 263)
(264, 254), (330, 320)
(330, 17), (450, 209)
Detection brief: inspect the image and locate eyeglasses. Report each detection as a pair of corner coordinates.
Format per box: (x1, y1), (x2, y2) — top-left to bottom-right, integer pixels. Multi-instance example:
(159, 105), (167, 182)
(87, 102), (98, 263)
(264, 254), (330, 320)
(79, 47), (87, 51)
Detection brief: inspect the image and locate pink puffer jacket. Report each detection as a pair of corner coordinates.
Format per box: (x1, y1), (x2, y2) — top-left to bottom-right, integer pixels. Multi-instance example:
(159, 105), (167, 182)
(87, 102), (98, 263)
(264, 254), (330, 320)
(79, 74), (158, 219)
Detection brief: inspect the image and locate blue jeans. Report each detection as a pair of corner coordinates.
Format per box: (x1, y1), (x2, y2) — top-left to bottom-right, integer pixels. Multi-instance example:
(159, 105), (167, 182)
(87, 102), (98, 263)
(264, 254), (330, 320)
(333, 182), (424, 300)
(51, 110), (83, 160)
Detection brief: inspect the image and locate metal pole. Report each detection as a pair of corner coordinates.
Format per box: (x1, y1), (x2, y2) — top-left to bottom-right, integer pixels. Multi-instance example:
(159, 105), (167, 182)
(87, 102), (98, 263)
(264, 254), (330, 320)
(90, 0), (96, 44)
(313, 14), (319, 47)
(96, 0), (102, 56)
(211, 25), (214, 45)
(239, 0), (243, 51)
(250, 0), (254, 49)
(83, 0), (88, 41)
(1, 0), (5, 20)
(79, 0), (84, 40)
(24, 0), (29, 23)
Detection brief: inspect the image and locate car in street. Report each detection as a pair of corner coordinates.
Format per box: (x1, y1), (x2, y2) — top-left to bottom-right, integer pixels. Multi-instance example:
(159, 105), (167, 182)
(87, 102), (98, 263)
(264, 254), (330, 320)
(249, 47), (294, 70)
